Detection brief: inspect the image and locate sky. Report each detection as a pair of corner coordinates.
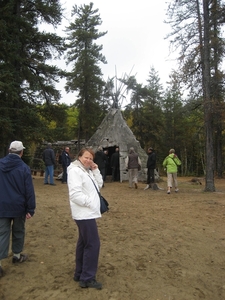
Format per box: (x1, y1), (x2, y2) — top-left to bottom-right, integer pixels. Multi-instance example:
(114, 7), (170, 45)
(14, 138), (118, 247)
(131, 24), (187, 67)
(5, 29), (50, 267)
(56, 0), (177, 105)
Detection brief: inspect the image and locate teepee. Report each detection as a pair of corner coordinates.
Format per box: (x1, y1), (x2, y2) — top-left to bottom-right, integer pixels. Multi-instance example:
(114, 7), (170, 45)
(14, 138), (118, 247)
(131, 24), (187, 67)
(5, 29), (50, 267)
(85, 108), (148, 182)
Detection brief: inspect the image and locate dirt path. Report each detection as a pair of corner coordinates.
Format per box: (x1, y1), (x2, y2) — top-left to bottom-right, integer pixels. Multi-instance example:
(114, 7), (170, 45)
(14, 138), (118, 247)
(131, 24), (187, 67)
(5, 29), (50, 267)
(0, 176), (225, 300)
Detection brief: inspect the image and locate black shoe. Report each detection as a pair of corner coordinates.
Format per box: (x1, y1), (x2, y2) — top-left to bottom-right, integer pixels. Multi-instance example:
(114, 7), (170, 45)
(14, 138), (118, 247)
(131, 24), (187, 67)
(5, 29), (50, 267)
(12, 254), (28, 263)
(73, 275), (80, 282)
(0, 266), (3, 277)
(50, 183), (56, 186)
(79, 279), (102, 289)
(44, 183), (48, 185)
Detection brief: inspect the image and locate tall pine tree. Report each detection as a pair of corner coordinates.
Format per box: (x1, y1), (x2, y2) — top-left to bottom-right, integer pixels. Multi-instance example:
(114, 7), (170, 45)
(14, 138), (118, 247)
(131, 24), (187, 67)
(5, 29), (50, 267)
(0, 0), (64, 150)
(64, 2), (107, 143)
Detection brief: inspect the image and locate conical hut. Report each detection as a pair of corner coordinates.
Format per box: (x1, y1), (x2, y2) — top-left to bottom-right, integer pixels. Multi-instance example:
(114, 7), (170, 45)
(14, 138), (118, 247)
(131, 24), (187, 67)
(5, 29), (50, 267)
(85, 108), (148, 182)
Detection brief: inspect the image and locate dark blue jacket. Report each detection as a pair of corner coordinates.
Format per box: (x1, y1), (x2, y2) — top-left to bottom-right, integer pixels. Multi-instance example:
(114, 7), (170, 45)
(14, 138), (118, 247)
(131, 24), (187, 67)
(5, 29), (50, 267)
(61, 150), (71, 168)
(0, 154), (36, 217)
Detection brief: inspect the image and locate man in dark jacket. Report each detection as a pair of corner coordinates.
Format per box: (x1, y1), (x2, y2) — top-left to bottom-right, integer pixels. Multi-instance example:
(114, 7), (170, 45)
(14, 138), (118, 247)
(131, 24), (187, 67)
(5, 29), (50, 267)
(144, 147), (156, 190)
(94, 146), (107, 183)
(42, 143), (55, 185)
(110, 147), (120, 182)
(0, 141), (36, 277)
(61, 146), (71, 184)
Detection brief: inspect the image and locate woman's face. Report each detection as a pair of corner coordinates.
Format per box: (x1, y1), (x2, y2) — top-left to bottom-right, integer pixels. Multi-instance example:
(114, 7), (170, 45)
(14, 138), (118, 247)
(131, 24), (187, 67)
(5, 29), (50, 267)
(79, 150), (94, 168)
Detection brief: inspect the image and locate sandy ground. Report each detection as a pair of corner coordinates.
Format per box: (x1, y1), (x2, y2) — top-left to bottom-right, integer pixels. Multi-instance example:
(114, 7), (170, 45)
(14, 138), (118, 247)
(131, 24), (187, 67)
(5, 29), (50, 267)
(0, 175), (225, 300)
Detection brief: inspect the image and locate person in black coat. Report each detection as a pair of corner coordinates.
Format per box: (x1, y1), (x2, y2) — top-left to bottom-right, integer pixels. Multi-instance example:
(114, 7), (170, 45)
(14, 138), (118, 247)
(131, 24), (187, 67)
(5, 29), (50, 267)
(61, 147), (71, 184)
(144, 147), (156, 190)
(94, 147), (107, 182)
(110, 147), (120, 182)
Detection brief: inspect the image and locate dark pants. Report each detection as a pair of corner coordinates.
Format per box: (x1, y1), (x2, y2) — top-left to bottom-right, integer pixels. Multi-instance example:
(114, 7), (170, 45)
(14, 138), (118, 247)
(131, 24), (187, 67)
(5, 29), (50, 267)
(74, 219), (100, 282)
(62, 165), (67, 183)
(112, 167), (120, 181)
(99, 168), (105, 182)
(0, 216), (26, 260)
(147, 168), (155, 184)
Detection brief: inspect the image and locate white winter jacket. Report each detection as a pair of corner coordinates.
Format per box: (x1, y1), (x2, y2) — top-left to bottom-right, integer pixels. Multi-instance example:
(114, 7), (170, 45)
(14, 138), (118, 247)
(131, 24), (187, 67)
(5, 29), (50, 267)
(67, 160), (103, 220)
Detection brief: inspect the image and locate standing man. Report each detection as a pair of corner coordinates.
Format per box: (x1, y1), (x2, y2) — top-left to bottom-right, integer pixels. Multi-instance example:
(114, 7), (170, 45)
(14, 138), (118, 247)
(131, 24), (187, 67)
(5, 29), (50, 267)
(43, 143), (56, 185)
(0, 141), (36, 277)
(110, 147), (120, 182)
(144, 147), (156, 190)
(94, 146), (107, 182)
(103, 150), (109, 182)
(61, 146), (71, 184)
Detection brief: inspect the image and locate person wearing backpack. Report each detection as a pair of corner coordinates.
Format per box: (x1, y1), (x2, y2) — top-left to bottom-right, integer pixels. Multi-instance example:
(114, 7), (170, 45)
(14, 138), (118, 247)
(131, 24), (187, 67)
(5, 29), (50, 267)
(163, 149), (181, 194)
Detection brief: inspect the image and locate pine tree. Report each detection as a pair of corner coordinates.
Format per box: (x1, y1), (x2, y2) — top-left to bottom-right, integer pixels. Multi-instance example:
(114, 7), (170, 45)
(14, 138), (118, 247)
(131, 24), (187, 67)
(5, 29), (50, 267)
(0, 0), (64, 149)
(166, 0), (225, 190)
(64, 2), (107, 143)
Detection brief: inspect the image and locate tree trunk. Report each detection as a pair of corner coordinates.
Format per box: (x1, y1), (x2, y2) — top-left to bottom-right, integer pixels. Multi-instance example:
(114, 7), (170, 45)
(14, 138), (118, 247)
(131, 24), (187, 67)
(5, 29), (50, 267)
(202, 0), (215, 191)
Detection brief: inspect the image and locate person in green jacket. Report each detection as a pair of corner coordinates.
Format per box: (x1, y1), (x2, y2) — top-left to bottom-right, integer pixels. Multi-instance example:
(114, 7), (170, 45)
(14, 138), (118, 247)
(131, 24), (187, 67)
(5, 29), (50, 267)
(163, 149), (181, 194)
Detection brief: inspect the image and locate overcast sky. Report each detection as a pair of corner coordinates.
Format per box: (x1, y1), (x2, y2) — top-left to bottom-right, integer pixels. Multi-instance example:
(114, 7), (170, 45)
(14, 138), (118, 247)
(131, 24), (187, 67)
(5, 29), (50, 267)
(57, 0), (177, 105)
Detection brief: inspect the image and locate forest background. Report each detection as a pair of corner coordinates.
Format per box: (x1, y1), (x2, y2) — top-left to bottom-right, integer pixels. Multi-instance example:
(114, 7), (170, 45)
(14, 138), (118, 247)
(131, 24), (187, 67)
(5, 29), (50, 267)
(0, 0), (225, 191)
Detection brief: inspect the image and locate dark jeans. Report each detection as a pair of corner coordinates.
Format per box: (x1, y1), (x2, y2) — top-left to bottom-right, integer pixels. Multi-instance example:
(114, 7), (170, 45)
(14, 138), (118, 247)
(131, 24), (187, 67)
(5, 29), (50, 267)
(62, 165), (68, 183)
(0, 216), (26, 260)
(74, 219), (100, 282)
(147, 168), (155, 184)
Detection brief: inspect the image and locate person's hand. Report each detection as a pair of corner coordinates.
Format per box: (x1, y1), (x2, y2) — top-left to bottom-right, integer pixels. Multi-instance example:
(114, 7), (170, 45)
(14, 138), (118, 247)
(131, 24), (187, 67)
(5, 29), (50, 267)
(90, 162), (98, 170)
(26, 213), (32, 219)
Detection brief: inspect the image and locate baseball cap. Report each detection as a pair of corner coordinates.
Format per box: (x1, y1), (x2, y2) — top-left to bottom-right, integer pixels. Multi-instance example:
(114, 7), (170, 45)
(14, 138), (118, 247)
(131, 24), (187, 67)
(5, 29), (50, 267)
(9, 141), (25, 151)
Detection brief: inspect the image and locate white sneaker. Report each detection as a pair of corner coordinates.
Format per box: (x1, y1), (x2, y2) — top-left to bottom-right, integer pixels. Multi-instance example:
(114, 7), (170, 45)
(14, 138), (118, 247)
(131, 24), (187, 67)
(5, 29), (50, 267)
(175, 189), (179, 193)
(144, 184), (149, 190)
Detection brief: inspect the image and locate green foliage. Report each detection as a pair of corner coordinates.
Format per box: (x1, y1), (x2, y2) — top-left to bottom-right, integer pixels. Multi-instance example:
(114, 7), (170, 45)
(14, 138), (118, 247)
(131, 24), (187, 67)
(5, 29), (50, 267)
(0, 0), (64, 150)
(124, 68), (165, 150)
(64, 2), (107, 141)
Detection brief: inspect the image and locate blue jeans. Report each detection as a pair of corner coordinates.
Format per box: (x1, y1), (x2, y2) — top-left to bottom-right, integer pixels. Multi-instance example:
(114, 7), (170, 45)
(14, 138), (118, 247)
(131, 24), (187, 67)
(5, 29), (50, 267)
(44, 165), (54, 184)
(0, 216), (26, 260)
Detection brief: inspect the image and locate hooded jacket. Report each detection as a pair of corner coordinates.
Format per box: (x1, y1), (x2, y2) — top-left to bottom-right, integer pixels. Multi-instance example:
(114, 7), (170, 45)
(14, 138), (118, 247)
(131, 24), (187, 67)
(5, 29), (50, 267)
(0, 154), (36, 218)
(163, 153), (181, 173)
(67, 160), (103, 220)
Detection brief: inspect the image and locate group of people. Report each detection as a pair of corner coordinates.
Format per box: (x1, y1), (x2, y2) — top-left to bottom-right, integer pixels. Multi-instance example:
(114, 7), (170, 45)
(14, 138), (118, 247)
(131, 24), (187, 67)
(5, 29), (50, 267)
(0, 139), (182, 290)
(144, 147), (181, 194)
(0, 141), (104, 289)
(42, 143), (71, 185)
(125, 146), (181, 194)
(93, 145), (182, 194)
(93, 146), (120, 183)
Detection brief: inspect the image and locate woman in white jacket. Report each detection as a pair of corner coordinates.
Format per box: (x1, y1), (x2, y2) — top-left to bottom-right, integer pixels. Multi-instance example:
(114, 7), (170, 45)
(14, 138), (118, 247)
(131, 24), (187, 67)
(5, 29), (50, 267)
(67, 148), (103, 290)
